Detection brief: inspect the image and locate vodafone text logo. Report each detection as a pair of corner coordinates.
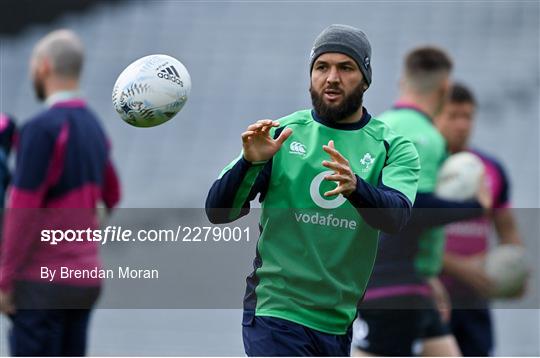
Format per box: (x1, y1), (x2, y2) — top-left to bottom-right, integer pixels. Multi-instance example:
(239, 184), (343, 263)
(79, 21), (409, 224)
(309, 171), (347, 209)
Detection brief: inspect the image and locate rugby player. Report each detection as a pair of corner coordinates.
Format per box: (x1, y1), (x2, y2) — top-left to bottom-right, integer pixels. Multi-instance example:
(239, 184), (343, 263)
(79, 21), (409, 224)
(0, 30), (120, 356)
(437, 83), (523, 356)
(354, 48), (491, 357)
(206, 24), (420, 356)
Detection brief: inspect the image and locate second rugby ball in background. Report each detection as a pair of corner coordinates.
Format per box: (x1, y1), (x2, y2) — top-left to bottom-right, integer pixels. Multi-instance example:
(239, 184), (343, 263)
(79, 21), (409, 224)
(435, 152), (484, 201)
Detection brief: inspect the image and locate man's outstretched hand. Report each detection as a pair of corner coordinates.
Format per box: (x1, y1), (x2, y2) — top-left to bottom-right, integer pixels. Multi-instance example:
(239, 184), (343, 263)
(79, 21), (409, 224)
(322, 140), (357, 197)
(242, 119), (293, 163)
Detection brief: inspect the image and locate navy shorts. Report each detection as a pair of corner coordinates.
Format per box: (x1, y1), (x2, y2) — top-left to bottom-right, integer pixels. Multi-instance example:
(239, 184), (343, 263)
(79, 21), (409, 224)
(9, 281), (99, 356)
(242, 314), (352, 356)
(450, 308), (493, 356)
(355, 295), (450, 356)
(9, 309), (92, 356)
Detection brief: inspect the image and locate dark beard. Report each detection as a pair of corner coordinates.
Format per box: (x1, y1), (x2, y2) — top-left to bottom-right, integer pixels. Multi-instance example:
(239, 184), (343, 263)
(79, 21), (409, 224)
(33, 78), (46, 101)
(310, 82), (364, 123)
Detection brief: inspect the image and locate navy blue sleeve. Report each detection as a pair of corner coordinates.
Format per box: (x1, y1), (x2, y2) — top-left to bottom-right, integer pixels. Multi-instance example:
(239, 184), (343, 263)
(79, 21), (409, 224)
(406, 192), (483, 229)
(205, 157), (271, 224)
(13, 121), (55, 190)
(0, 150), (9, 207)
(346, 175), (412, 234)
(493, 160), (510, 207)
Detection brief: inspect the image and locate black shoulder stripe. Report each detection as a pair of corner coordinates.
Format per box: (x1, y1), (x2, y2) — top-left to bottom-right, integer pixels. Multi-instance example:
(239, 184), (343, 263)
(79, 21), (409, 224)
(383, 140), (390, 165)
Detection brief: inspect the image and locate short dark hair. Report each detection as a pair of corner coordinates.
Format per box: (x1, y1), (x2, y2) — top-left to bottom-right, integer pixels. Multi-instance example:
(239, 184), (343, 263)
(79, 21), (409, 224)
(449, 83), (476, 106)
(404, 46), (453, 93)
(405, 46), (453, 75)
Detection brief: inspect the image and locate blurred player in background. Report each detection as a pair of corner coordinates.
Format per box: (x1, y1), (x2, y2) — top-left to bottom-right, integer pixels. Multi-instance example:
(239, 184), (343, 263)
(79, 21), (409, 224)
(354, 48), (492, 357)
(436, 83), (523, 356)
(206, 24), (420, 356)
(0, 114), (16, 207)
(0, 29), (120, 356)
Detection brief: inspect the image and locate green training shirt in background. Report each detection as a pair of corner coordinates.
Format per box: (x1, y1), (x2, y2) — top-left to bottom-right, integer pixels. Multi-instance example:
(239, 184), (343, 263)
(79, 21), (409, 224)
(378, 107), (448, 277)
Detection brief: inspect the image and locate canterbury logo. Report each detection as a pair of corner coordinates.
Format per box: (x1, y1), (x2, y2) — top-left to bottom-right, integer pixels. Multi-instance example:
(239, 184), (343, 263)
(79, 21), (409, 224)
(157, 66), (184, 86)
(289, 141), (307, 156)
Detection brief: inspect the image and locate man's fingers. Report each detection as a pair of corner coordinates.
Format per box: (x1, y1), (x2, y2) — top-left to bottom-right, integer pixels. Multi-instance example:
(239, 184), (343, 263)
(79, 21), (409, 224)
(247, 123), (264, 132)
(242, 130), (256, 138)
(248, 120), (278, 130)
(324, 173), (349, 182)
(244, 123), (275, 138)
(247, 122), (269, 132)
(323, 144), (347, 164)
(246, 120), (280, 137)
(261, 124), (273, 135)
(241, 130), (256, 143)
(275, 127), (293, 146)
(323, 145), (345, 162)
(258, 119), (280, 127)
(258, 120), (276, 133)
(322, 160), (347, 173)
(324, 186), (345, 197)
(262, 121), (280, 133)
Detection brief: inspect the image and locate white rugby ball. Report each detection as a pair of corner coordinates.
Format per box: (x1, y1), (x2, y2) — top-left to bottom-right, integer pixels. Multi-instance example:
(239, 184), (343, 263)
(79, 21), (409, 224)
(435, 152), (484, 201)
(112, 54), (191, 127)
(485, 244), (528, 298)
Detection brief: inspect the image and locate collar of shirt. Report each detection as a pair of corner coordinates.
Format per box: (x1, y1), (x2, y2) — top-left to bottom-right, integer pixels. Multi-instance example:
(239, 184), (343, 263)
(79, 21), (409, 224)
(393, 101), (433, 122)
(45, 90), (83, 108)
(311, 107), (372, 130)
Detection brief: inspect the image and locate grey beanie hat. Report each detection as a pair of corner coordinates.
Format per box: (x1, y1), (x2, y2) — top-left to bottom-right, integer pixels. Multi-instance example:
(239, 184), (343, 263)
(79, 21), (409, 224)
(310, 24), (372, 85)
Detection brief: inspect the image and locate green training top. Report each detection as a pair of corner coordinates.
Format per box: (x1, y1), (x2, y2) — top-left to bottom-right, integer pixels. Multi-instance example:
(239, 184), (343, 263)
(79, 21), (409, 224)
(216, 109), (419, 334)
(377, 106), (448, 277)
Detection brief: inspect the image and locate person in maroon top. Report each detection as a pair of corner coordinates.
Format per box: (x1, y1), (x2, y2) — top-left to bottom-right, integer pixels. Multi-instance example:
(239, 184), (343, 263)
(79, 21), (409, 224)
(0, 29), (120, 356)
(436, 83), (523, 356)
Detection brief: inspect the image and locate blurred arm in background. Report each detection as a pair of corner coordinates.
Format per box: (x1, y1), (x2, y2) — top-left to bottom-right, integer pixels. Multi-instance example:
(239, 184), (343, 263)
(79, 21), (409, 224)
(442, 207), (522, 298)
